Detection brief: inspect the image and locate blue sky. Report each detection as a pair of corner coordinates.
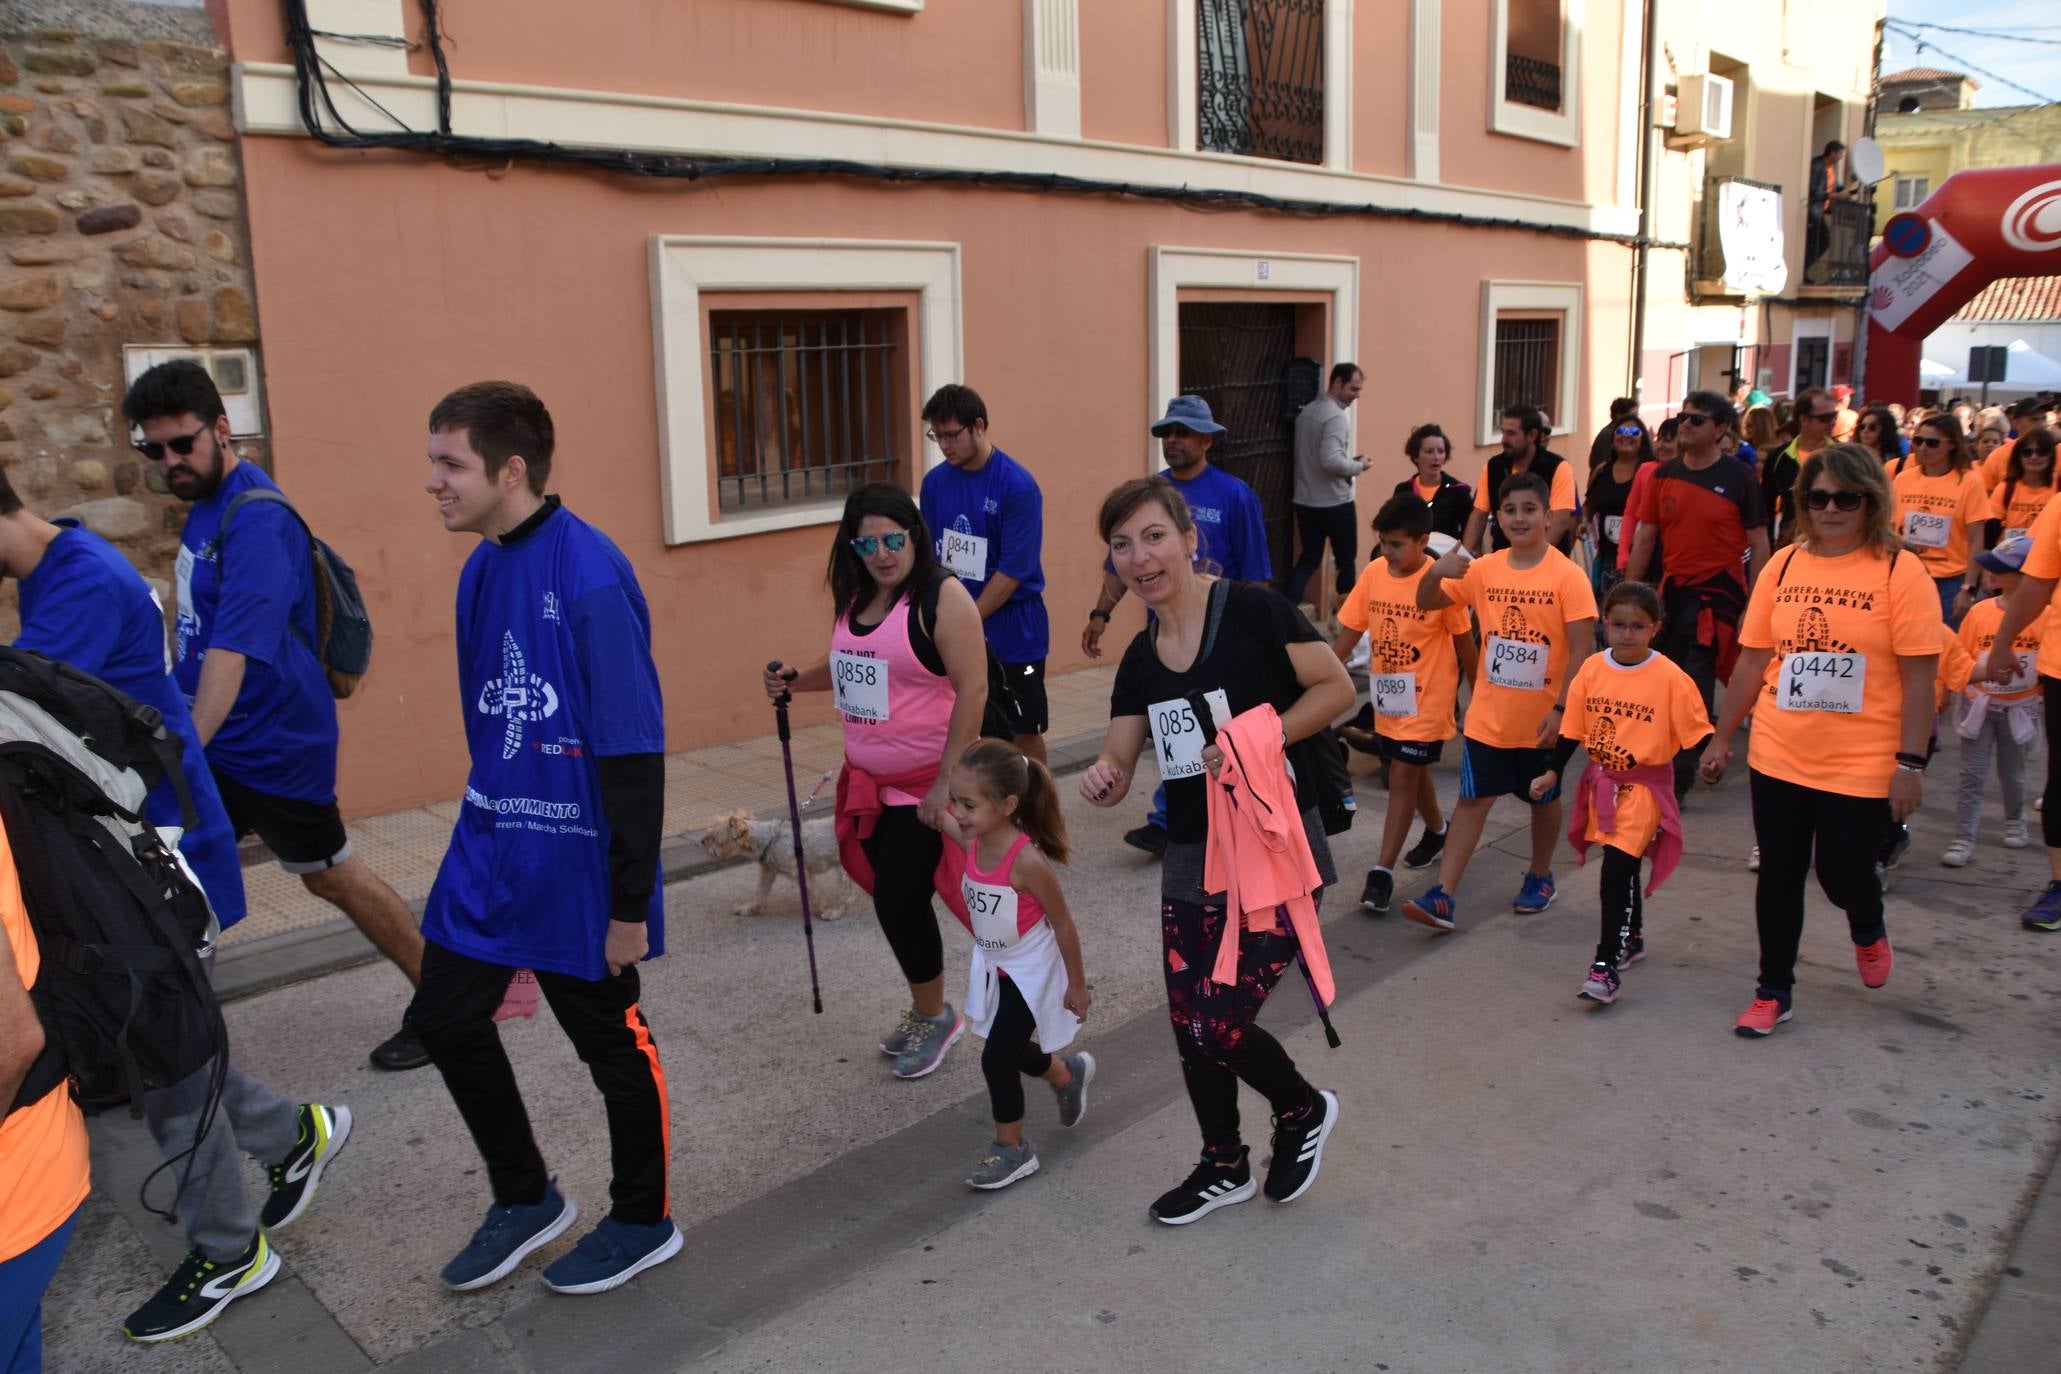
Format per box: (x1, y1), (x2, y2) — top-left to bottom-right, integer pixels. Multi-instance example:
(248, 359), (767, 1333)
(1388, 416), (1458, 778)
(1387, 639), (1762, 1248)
(1884, 2), (2061, 107)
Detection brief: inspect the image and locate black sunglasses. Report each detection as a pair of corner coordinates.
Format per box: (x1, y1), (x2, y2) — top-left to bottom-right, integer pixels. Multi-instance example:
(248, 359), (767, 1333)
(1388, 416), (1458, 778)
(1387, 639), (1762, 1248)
(1677, 412), (1712, 428)
(1806, 410), (1839, 422)
(1804, 489), (1867, 511)
(132, 425), (209, 462)
(1911, 435), (1946, 449)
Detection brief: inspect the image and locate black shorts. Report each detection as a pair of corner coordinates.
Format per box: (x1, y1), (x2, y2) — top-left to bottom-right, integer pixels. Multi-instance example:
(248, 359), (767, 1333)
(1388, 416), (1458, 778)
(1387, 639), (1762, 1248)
(1459, 739), (1558, 805)
(1001, 659), (1049, 736)
(213, 772), (352, 873)
(1378, 735), (1444, 767)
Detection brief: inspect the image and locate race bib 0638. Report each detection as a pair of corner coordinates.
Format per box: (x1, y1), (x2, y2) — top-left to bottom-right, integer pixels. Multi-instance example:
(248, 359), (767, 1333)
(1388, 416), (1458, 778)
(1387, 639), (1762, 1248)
(1903, 510), (1950, 549)
(830, 651), (890, 722)
(1778, 651), (1866, 713)
(1485, 635), (1549, 692)
(1147, 688), (1232, 780)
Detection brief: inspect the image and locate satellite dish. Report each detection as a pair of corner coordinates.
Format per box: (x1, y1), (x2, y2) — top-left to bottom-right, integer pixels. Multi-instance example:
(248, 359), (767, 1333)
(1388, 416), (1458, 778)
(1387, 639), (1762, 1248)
(1850, 136), (1887, 186)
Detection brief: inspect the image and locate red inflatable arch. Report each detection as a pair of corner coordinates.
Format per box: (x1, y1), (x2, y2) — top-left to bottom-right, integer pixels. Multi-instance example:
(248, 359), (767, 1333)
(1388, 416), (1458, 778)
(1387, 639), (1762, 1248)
(1866, 162), (2061, 405)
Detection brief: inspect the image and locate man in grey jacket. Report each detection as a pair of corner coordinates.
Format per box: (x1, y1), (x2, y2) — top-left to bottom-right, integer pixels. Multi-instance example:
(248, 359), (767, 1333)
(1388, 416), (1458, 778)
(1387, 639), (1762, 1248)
(1287, 362), (1368, 606)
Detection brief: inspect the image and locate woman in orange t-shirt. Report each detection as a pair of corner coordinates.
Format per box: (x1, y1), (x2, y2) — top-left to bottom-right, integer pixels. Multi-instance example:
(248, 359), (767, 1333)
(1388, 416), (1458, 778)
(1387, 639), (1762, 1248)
(1703, 444), (1942, 1039)
(1893, 414), (1990, 627)
(1988, 428), (2056, 549)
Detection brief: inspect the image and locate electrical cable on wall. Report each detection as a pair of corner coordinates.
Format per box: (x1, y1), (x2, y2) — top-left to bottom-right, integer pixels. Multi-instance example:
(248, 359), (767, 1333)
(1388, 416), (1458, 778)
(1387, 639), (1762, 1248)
(282, 0), (1691, 252)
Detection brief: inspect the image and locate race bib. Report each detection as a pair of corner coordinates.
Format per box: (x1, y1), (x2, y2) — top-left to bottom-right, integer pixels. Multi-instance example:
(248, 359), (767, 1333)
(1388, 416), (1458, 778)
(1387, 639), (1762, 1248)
(2001, 650), (2036, 694)
(941, 529), (989, 582)
(830, 651), (890, 722)
(1147, 688), (1232, 781)
(962, 877), (1021, 950)
(1903, 510), (1950, 549)
(1485, 635), (1549, 691)
(1372, 672), (1419, 718)
(1778, 651), (1866, 713)
(2007, 527), (2028, 543)
(1602, 515), (1624, 544)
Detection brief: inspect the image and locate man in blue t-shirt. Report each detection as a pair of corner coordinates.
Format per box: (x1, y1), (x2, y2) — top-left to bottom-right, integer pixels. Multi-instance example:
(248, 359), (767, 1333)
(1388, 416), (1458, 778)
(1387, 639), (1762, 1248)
(124, 362), (427, 1072)
(918, 383), (1051, 762)
(1082, 394), (1274, 855)
(1, 468), (351, 1345)
(411, 381), (676, 1296)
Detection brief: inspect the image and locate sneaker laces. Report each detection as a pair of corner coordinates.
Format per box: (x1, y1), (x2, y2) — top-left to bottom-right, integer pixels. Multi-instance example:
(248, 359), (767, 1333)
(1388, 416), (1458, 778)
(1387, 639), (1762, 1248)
(165, 1249), (219, 1300)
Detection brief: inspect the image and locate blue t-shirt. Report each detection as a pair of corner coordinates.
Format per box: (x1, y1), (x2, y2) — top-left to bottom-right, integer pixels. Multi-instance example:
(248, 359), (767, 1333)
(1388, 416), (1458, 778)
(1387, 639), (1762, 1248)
(17, 524), (247, 927)
(423, 506), (667, 980)
(1167, 463), (1273, 582)
(919, 447), (1049, 663)
(172, 463), (338, 802)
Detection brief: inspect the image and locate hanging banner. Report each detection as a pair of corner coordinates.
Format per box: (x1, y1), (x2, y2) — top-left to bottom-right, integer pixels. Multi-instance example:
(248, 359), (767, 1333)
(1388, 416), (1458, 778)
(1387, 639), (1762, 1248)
(1716, 179), (1789, 296)
(1869, 220), (1975, 332)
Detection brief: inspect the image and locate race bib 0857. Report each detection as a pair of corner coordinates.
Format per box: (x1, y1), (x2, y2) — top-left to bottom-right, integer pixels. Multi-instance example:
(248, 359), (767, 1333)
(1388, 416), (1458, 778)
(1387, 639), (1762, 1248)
(962, 877), (1021, 950)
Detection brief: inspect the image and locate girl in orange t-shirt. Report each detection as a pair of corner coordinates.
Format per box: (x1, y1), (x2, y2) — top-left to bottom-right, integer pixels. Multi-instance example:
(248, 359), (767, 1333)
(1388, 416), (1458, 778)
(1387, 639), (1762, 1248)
(1893, 414), (1991, 627)
(1704, 444), (1942, 1038)
(1946, 538), (2049, 867)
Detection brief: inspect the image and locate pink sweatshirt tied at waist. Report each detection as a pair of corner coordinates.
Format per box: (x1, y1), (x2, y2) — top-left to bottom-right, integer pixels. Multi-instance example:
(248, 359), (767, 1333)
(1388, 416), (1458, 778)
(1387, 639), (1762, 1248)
(1565, 759), (1684, 895)
(835, 760), (968, 924)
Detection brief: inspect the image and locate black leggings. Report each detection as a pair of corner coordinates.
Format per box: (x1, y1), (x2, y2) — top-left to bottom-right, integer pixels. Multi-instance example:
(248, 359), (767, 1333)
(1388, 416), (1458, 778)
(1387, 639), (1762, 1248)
(2043, 677), (2061, 851)
(1162, 899), (1317, 1155)
(859, 805), (945, 986)
(1288, 502), (1358, 603)
(1596, 845), (1644, 967)
(982, 976), (1054, 1125)
(1748, 770), (1889, 997)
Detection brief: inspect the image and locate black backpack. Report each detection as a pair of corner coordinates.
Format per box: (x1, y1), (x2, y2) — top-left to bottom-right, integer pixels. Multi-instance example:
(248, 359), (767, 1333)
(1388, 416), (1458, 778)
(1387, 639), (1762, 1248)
(216, 487), (374, 699)
(915, 572), (1027, 743)
(0, 648), (226, 1134)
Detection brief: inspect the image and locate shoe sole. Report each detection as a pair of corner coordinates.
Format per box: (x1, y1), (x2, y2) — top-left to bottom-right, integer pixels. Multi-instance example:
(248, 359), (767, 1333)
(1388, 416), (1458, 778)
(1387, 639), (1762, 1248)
(1513, 891), (1556, 914)
(1401, 853), (1441, 871)
(443, 1197), (579, 1292)
(967, 1155), (1042, 1191)
(2025, 919), (2061, 931)
(1616, 950), (1645, 970)
(1360, 893), (1392, 914)
(1734, 1010), (1794, 1038)
(1151, 1176), (1257, 1225)
(1058, 1053), (1096, 1129)
(1268, 1090), (1340, 1204)
(125, 1244), (282, 1344)
(266, 1104), (353, 1231)
(892, 1017), (966, 1080)
(1399, 901), (1454, 932)
(2003, 836), (2031, 849)
(1579, 982), (1619, 1004)
(1942, 851), (1973, 867)
(541, 1225), (683, 1295)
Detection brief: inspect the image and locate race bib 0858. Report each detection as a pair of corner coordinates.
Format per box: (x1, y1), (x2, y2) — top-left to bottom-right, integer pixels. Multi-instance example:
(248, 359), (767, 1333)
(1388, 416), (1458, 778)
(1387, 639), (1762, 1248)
(831, 651), (890, 721)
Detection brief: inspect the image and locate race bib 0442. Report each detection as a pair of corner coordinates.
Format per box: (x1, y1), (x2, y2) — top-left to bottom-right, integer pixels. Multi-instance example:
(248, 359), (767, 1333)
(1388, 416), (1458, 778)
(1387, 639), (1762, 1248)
(1778, 651), (1866, 713)
(1147, 688), (1232, 780)
(1485, 635), (1549, 692)
(830, 651), (890, 722)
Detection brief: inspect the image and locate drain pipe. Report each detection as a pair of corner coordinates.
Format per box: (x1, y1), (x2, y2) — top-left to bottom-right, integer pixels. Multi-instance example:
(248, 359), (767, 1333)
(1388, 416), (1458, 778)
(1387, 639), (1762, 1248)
(1628, 0), (1660, 405)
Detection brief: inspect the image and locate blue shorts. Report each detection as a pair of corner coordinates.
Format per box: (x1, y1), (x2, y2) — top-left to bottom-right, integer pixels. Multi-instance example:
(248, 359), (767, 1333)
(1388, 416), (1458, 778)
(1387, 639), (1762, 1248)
(1378, 735), (1444, 767)
(1459, 738), (1558, 805)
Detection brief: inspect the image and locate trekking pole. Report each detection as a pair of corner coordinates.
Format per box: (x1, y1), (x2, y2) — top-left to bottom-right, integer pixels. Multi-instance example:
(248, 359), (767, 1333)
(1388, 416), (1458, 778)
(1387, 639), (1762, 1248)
(768, 663), (824, 1014)
(1185, 691), (1341, 1049)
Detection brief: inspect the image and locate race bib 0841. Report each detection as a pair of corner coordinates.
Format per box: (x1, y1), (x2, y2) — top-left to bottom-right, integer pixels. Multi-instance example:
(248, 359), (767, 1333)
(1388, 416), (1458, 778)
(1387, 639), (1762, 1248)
(831, 651), (890, 721)
(941, 529), (989, 582)
(1485, 635), (1549, 692)
(1147, 688), (1232, 780)
(1778, 651), (1866, 713)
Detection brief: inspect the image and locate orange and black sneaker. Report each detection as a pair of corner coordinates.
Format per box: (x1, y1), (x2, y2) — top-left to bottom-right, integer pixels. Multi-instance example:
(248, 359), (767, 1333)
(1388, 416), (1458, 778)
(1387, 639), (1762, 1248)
(1855, 936), (1893, 989)
(1733, 995), (1791, 1038)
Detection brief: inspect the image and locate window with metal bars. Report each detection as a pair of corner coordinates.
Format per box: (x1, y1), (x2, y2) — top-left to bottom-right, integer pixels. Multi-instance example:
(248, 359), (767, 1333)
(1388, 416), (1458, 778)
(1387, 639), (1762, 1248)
(708, 309), (905, 513)
(1492, 316), (1560, 415)
(1197, 0), (1325, 165)
(1503, 0), (1563, 111)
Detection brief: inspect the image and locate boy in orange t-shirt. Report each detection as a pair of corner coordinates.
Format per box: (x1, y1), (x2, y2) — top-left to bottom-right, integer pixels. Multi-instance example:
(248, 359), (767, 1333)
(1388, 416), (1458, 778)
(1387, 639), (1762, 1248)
(1332, 496), (1478, 914)
(1945, 537), (2048, 866)
(1403, 472), (1598, 931)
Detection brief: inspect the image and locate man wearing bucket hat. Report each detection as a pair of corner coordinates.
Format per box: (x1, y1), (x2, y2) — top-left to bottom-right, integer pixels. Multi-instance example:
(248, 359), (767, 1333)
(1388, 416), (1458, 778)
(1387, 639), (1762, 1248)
(1082, 395), (1273, 856)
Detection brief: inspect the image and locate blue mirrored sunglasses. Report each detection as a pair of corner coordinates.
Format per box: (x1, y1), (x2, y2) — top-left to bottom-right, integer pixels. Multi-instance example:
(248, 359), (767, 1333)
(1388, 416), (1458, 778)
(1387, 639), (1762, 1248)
(849, 532), (910, 557)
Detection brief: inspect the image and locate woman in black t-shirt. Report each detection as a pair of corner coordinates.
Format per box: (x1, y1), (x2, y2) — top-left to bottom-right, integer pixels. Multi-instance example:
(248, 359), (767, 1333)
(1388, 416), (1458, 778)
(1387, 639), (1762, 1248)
(1392, 422), (1474, 543)
(1583, 416), (1655, 604)
(1079, 476), (1355, 1226)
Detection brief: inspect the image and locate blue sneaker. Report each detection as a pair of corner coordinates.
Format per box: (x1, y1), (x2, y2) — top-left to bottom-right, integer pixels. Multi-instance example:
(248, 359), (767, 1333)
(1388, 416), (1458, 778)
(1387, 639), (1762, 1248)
(440, 1183), (578, 1291)
(541, 1216), (683, 1295)
(1400, 884), (1456, 932)
(1513, 872), (1556, 914)
(2023, 880), (2061, 932)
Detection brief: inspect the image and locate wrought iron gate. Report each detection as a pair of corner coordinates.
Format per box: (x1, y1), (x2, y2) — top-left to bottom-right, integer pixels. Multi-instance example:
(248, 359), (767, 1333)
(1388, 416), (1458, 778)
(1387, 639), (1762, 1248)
(1178, 302), (1297, 587)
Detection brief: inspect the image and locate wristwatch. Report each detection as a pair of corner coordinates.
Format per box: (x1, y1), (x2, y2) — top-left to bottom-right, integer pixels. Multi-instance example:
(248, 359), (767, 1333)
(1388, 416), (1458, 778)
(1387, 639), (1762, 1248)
(1087, 608), (1111, 623)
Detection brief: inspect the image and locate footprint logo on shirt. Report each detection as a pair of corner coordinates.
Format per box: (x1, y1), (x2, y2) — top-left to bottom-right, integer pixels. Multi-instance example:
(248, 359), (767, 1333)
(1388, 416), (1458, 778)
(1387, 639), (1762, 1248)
(1588, 713), (1636, 773)
(1497, 605), (1546, 643)
(1373, 618), (1423, 674)
(477, 631), (562, 761)
(1788, 606), (1856, 655)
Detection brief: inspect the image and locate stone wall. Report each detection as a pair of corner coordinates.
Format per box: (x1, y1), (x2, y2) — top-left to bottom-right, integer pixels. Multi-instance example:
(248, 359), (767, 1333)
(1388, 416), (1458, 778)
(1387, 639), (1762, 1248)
(0, 9), (266, 631)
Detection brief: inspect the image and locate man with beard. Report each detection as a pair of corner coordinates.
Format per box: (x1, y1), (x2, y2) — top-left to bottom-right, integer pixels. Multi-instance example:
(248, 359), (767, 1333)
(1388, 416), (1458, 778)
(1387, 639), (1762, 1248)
(1462, 405), (1577, 556)
(123, 361), (427, 1070)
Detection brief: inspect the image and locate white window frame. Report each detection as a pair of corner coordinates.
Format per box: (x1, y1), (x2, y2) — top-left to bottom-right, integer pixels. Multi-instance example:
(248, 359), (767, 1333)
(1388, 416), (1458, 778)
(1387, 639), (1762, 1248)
(1894, 175), (1930, 211)
(1478, 280), (1583, 447)
(1145, 247), (1359, 473)
(1788, 315), (1832, 394)
(648, 237), (963, 546)
(1489, 0), (1584, 149)
(1169, 0), (1353, 171)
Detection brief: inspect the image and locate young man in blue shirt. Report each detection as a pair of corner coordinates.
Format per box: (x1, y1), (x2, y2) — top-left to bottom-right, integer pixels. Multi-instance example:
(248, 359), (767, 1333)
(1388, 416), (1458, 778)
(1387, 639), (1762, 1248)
(1081, 395), (1274, 855)
(1, 467), (350, 1344)
(414, 382), (676, 1294)
(123, 361), (427, 1072)
(918, 383), (1051, 762)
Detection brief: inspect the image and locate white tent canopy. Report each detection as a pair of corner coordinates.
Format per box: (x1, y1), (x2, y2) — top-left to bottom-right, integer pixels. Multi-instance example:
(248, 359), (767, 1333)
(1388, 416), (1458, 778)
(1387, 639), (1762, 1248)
(1923, 339), (2061, 389)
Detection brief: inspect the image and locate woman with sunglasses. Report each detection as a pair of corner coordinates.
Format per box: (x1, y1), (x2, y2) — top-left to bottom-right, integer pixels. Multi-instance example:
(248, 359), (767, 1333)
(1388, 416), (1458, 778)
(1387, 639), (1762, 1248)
(1989, 427), (2057, 549)
(1854, 405), (1901, 463)
(1892, 414), (1990, 627)
(1583, 416), (1654, 604)
(762, 483), (990, 1079)
(1702, 445), (1942, 1038)
(1392, 422), (1474, 543)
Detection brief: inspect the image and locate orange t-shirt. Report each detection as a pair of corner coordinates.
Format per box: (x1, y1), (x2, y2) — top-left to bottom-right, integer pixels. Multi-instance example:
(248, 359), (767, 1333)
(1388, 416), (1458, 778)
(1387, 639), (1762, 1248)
(1955, 594), (2047, 704)
(1446, 546), (1598, 747)
(1413, 477), (1441, 504)
(1738, 544), (1944, 797)
(1561, 651), (1711, 854)
(0, 826), (89, 1264)
(1892, 462), (1990, 578)
(2012, 496), (2061, 678)
(1338, 556), (1471, 743)
(1989, 479), (2055, 542)
(1934, 623), (1974, 711)
(1471, 461), (1577, 514)
(1981, 439), (2016, 492)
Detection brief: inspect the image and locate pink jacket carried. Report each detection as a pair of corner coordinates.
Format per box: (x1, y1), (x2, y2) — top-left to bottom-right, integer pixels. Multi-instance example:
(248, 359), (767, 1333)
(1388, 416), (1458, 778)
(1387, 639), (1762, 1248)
(1200, 704), (1335, 1004)
(1564, 759), (1684, 895)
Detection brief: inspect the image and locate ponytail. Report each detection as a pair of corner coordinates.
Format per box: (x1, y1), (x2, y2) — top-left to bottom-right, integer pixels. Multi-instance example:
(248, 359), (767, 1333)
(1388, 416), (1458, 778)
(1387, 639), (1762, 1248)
(956, 739), (1073, 865)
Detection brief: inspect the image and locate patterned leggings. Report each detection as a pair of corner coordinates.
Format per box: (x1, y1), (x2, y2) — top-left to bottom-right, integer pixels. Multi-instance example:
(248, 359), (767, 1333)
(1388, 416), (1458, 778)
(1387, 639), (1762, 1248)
(1162, 899), (1317, 1155)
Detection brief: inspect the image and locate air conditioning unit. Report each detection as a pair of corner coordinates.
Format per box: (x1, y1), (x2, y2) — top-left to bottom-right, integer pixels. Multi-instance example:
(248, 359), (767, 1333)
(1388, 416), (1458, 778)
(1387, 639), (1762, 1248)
(1674, 73), (1735, 145)
(122, 344), (265, 438)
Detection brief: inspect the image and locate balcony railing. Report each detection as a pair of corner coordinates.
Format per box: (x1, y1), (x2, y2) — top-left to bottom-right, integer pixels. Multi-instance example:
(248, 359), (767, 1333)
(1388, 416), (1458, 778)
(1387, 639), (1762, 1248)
(1505, 53), (1562, 111)
(1804, 196), (1872, 288)
(1197, 0), (1326, 165)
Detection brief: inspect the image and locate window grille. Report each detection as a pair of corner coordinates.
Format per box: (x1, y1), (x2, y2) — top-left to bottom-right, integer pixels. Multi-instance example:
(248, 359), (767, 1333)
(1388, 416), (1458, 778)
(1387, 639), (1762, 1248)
(1493, 317), (1559, 416)
(1197, 0), (1325, 165)
(709, 310), (901, 513)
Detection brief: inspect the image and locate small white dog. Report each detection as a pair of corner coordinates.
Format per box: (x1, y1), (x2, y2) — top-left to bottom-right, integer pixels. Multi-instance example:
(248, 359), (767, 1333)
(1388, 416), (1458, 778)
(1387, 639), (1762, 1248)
(699, 809), (850, 919)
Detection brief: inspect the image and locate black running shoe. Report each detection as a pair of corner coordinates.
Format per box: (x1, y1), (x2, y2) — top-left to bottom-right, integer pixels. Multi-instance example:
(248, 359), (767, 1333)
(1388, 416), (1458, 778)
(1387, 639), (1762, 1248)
(261, 1103), (353, 1230)
(1123, 823), (1168, 859)
(369, 1018), (429, 1072)
(1402, 827), (1447, 870)
(1149, 1148), (1255, 1225)
(1359, 869), (1393, 913)
(1263, 1089), (1340, 1203)
(124, 1236), (279, 1343)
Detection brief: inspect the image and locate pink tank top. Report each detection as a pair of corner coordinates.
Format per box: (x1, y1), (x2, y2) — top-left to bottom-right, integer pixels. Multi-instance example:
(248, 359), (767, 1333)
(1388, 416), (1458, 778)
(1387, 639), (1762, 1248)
(831, 592), (956, 807)
(959, 831), (1047, 944)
